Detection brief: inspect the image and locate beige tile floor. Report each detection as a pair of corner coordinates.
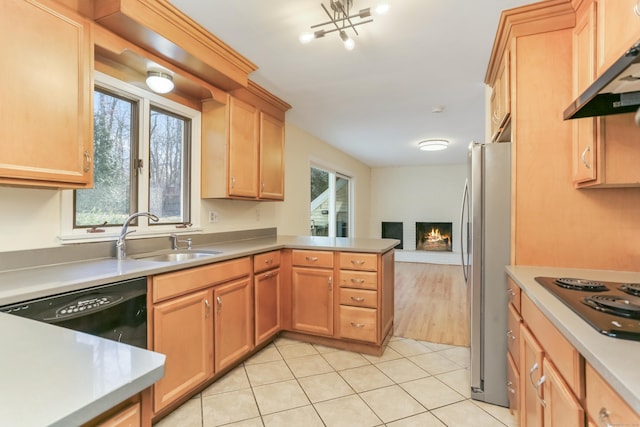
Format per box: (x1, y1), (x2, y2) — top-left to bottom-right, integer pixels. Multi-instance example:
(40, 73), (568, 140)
(155, 336), (516, 427)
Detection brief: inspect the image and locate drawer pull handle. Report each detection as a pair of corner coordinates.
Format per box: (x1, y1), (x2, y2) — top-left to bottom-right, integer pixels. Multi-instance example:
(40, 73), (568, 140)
(599, 408), (613, 427)
(506, 330), (516, 341)
(83, 150), (92, 173)
(350, 278), (365, 284)
(263, 272), (273, 279)
(265, 259), (273, 264)
(507, 288), (515, 297)
(350, 297), (365, 302)
(635, 1), (640, 17)
(350, 322), (365, 328)
(306, 256), (319, 262)
(351, 259), (365, 265)
(506, 381), (516, 395)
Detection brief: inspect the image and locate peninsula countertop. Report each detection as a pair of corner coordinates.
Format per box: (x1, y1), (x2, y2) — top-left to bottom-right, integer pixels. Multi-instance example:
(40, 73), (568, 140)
(0, 312), (165, 427)
(506, 265), (640, 414)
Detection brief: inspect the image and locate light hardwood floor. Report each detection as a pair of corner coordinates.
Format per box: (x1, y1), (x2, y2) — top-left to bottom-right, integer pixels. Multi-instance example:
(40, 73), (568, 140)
(393, 261), (470, 346)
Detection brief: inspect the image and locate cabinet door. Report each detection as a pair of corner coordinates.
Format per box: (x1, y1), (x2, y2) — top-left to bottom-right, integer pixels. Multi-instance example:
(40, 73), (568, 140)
(291, 267), (334, 336)
(0, 0), (93, 188)
(255, 267), (281, 345)
(596, 0), (640, 75)
(572, 1), (598, 184)
(520, 325), (544, 427)
(153, 289), (213, 413)
(228, 96), (259, 198)
(259, 112), (285, 200)
(214, 277), (254, 372)
(542, 358), (584, 427)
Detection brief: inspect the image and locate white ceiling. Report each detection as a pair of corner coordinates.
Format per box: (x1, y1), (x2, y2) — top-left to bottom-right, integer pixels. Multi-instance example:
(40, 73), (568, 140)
(169, 0), (535, 167)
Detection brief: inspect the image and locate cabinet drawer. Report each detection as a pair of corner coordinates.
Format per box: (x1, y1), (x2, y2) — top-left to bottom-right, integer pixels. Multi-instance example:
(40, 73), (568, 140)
(292, 250), (333, 268)
(340, 288), (377, 308)
(507, 277), (521, 313)
(339, 306), (377, 343)
(254, 250), (281, 273)
(339, 252), (377, 271)
(507, 303), (521, 370)
(153, 257), (251, 302)
(94, 402), (140, 427)
(339, 270), (378, 290)
(522, 293), (584, 399)
(585, 362), (640, 425)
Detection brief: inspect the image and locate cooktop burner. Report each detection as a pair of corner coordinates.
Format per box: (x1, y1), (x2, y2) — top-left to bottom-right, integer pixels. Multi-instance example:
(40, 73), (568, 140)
(620, 283), (640, 297)
(555, 277), (608, 292)
(583, 295), (640, 319)
(535, 277), (640, 341)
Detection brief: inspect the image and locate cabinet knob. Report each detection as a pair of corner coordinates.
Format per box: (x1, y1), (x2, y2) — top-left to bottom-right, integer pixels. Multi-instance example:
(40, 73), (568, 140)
(581, 146), (591, 169)
(83, 150), (92, 173)
(598, 407), (613, 427)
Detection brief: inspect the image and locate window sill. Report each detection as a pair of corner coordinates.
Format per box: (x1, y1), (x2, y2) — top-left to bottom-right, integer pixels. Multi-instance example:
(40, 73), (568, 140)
(58, 226), (203, 245)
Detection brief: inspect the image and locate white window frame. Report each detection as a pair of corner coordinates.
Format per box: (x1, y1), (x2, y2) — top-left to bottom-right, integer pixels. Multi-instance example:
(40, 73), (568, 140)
(59, 71), (202, 243)
(309, 160), (354, 238)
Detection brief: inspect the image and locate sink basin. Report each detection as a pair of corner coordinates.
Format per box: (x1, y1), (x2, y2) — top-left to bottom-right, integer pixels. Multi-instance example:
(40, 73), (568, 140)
(132, 249), (222, 262)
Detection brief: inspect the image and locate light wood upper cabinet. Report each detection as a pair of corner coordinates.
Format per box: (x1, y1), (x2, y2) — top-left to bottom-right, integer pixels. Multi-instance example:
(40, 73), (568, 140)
(0, 0), (93, 188)
(490, 52), (511, 142)
(228, 97), (260, 198)
(259, 112), (285, 200)
(201, 83), (290, 201)
(596, 0), (640, 75)
(572, 0), (640, 188)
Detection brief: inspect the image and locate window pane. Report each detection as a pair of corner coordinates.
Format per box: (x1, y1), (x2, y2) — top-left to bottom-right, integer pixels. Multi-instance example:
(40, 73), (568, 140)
(336, 175), (349, 237)
(75, 89), (134, 227)
(310, 167), (329, 236)
(149, 107), (190, 224)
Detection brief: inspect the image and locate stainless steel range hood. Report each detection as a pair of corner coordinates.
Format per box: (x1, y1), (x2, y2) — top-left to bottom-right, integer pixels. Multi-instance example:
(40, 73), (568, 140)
(564, 40), (640, 120)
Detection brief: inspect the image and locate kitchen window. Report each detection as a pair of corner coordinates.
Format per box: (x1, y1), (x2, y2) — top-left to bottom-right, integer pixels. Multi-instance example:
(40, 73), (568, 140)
(60, 72), (201, 240)
(310, 165), (352, 237)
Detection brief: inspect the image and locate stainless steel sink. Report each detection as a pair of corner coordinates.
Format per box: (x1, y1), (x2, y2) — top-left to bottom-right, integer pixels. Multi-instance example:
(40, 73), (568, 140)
(131, 249), (222, 262)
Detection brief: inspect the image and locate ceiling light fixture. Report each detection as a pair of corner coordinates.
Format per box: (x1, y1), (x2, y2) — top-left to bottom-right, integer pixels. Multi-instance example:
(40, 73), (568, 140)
(299, 0), (389, 50)
(146, 71), (174, 94)
(418, 139), (450, 151)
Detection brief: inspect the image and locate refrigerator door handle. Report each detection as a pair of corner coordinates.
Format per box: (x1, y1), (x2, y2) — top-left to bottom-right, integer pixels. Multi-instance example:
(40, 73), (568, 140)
(460, 179), (470, 283)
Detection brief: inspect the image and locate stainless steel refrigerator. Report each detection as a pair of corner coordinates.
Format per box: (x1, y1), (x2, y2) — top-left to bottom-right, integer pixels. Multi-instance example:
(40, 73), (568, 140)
(460, 141), (511, 407)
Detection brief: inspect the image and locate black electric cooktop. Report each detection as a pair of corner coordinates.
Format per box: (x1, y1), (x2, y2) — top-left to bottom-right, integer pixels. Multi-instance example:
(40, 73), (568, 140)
(535, 277), (640, 341)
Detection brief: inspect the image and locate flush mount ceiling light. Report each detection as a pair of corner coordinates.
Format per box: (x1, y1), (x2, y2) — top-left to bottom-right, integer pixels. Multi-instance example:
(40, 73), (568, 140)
(146, 71), (174, 94)
(299, 0), (389, 50)
(418, 139), (450, 151)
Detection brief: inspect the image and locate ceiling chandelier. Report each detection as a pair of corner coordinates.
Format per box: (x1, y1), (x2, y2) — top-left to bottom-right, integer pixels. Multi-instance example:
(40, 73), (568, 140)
(299, 0), (389, 50)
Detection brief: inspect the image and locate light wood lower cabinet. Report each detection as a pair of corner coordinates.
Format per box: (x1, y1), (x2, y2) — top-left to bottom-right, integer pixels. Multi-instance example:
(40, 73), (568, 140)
(254, 263), (281, 346)
(214, 277), (254, 372)
(585, 362), (640, 426)
(291, 266), (334, 336)
(542, 358), (584, 427)
(152, 289), (213, 413)
(520, 325), (545, 427)
(93, 402), (140, 427)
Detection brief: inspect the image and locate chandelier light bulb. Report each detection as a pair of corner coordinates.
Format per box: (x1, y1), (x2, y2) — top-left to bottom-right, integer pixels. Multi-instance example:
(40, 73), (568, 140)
(375, 3), (390, 15)
(299, 32), (314, 44)
(344, 37), (355, 50)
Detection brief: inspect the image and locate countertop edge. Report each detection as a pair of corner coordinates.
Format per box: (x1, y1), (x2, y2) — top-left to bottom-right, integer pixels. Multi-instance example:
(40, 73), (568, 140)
(506, 265), (640, 414)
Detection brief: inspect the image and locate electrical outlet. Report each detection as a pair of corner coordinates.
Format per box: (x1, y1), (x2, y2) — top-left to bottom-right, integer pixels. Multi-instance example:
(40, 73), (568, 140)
(208, 211), (219, 223)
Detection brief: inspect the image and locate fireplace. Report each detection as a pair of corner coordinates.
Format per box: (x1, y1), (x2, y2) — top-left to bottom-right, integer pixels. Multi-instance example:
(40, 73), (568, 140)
(416, 222), (452, 252)
(381, 222), (403, 249)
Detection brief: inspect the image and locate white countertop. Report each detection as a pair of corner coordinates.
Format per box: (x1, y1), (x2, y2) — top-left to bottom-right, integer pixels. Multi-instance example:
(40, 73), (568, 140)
(0, 312), (165, 427)
(506, 265), (640, 414)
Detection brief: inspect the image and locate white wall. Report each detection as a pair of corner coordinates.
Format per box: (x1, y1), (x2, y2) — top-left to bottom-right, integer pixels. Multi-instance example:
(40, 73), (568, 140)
(369, 164), (467, 256)
(0, 123), (372, 252)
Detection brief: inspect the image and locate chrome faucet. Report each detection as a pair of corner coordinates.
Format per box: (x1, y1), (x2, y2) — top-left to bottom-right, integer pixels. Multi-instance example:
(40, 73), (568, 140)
(115, 212), (159, 260)
(170, 233), (193, 250)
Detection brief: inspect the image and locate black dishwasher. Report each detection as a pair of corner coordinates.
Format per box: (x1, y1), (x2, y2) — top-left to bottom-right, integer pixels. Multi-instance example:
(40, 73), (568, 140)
(0, 277), (147, 348)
